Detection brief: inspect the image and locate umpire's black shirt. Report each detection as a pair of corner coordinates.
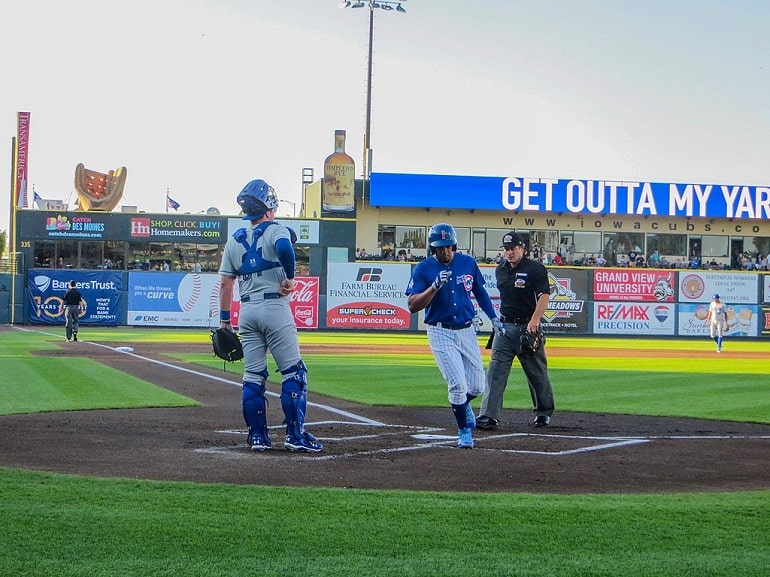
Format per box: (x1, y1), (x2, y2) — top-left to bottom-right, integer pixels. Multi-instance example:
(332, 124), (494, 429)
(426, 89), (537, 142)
(496, 256), (551, 322)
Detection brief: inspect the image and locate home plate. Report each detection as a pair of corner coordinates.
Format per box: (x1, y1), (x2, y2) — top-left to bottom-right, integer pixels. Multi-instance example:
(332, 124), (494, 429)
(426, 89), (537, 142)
(413, 434), (457, 440)
(115, 346), (134, 353)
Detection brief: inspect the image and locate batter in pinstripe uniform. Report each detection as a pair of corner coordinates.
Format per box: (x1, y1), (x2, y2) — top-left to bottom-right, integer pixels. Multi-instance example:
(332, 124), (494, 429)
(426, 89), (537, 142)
(218, 179), (322, 453)
(405, 223), (505, 449)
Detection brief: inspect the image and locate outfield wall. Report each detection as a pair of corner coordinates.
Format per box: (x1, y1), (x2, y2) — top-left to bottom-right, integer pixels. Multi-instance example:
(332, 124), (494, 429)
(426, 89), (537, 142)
(23, 265), (770, 339)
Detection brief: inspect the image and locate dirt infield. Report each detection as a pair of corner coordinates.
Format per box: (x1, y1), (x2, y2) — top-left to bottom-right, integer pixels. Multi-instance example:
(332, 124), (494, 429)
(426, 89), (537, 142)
(2, 334), (769, 494)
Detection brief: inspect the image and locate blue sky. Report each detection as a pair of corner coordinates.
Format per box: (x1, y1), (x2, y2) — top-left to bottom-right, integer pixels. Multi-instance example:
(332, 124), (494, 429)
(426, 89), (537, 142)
(2, 0), (769, 232)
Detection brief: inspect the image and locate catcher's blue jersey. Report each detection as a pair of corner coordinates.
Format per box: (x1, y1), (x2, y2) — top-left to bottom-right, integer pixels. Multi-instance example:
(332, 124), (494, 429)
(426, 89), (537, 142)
(406, 252), (487, 326)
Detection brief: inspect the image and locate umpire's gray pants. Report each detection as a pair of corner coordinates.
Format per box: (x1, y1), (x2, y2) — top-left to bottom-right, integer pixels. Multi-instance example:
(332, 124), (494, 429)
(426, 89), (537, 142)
(479, 324), (554, 421)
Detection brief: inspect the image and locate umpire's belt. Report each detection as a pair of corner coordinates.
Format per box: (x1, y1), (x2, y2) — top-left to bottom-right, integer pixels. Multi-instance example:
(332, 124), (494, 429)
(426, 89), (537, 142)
(500, 315), (530, 325)
(240, 292), (280, 303)
(427, 321), (472, 330)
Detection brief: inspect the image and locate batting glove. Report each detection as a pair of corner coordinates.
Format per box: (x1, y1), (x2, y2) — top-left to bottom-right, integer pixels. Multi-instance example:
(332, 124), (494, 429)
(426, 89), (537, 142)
(431, 270), (451, 291)
(491, 317), (506, 336)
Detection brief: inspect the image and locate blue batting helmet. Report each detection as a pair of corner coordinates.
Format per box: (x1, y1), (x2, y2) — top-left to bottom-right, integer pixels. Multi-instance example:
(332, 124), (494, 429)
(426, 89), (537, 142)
(237, 179), (279, 220)
(428, 223), (457, 253)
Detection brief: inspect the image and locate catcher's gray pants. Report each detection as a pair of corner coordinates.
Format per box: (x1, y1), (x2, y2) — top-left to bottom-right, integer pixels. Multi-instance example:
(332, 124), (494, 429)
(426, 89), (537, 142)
(238, 299), (301, 383)
(479, 324), (554, 421)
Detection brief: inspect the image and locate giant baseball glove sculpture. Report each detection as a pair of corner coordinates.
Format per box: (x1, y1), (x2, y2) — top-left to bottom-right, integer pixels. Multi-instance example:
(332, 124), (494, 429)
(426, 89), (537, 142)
(211, 328), (244, 370)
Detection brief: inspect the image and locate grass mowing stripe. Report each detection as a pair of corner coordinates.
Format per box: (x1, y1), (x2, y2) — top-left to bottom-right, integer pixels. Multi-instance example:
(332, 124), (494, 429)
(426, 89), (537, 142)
(1, 469), (768, 577)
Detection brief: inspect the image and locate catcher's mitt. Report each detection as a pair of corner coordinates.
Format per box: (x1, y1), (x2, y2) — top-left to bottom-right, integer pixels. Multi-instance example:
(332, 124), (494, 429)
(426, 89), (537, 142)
(520, 327), (545, 354)
(211, 328), (244, 369)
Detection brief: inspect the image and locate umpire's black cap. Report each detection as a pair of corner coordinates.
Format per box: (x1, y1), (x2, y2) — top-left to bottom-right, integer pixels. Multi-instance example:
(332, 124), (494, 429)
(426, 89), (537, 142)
(501, 231), (526, 249)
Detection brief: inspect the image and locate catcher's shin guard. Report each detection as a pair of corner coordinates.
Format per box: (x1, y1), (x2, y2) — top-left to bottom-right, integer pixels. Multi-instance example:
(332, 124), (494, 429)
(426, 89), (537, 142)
(242, 369), (270, 436)
(280, 361), (308, 439)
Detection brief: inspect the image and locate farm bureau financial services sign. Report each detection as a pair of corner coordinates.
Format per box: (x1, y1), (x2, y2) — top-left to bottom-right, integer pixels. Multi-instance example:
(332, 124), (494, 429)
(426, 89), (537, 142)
(370, 173), (770, 220)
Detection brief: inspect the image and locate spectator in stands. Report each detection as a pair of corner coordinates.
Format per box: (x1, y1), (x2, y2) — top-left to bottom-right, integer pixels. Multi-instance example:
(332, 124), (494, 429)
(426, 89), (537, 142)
(595, 254), (606, 267)
(648, 250), (661, 267)
(559, 240), (568, 262)
(618, 253), (630, 267)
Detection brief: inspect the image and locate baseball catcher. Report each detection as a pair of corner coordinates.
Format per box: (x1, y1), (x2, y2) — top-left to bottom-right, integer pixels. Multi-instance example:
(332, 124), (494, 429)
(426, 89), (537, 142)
(210, 327), (244, 370)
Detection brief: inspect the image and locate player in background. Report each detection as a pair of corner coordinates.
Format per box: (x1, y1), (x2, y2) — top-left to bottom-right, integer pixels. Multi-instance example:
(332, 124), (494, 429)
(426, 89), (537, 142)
(59, 280), (84, 342)
(218, 179), (322, 453)
(405, 223), (505, 449)
(705, 293), (727, 352)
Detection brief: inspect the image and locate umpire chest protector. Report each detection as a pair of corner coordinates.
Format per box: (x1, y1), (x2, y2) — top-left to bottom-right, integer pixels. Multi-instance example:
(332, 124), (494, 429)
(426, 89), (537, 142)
(234, 222), (281, 276)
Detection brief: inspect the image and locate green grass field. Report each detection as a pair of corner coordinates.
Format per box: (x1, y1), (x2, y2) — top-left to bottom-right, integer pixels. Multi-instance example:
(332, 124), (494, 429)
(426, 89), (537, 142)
(1, 326), (768, 576)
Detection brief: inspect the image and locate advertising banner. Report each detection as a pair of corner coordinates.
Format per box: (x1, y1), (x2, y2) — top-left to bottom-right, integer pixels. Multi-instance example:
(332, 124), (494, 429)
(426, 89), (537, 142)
(28, 269), (121, 325)
(593, 302), (676, 335)
(592, 268), (676, 302)
(289, 277), (320, 329)
(763, 274), (770, 303)
(128, 272), (220, 327)
(15, 111), (30, 208)
(678, 271), (758, 304)
(128, 215), (225, 243)
(762, 306), (770, 336)
(678, 303), (759, 338)
(225, 218), (320, 245)
(370, 172), (770, 220)
(20, 211), (127, 242)
(326, 263), (411, 330)
(465, 265), (500, 333)
(228, 277), (320, 330)
(543, 269), (590, 333)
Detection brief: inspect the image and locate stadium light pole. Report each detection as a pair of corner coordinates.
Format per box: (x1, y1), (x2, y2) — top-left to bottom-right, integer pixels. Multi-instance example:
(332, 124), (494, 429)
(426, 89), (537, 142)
(340, 1), (407, 199)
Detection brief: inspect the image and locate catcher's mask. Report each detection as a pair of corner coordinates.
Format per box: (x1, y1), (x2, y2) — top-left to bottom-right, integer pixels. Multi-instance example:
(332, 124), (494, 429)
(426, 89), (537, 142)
(237, 179), (279, 221)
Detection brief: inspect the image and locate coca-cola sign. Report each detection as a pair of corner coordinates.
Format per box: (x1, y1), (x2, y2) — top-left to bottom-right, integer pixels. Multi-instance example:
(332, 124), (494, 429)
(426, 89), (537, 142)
(230, 276), (319, 330)
(290, 276), (319, 329)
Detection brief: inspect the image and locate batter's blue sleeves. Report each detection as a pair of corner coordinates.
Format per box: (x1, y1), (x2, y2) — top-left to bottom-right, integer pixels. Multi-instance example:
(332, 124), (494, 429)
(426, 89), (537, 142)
(275, 237), (296, 279)
(474, 286), (497, 322)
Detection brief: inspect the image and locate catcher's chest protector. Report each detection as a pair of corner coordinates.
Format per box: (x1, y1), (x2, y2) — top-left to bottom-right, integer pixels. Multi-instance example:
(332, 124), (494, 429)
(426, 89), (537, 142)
(235, 222), (281, 276)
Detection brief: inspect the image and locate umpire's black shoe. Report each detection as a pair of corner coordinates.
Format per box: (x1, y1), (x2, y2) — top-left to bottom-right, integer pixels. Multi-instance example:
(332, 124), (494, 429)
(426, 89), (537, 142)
(476, 415), (499, 430)
(533, 415), (550, 428)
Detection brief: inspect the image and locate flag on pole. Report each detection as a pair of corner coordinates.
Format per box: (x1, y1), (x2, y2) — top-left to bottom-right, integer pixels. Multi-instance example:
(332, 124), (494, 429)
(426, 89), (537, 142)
(167, 194), (180, 211)
(33, 190), (42, 207)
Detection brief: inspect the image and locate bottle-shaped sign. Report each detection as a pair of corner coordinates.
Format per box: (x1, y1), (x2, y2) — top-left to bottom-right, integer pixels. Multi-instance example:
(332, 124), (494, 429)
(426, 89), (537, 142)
(323, 130), (355, 212)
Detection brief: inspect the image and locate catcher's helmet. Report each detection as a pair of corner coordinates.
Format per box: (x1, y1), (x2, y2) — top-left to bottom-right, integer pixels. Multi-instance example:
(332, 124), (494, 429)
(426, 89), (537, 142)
(237, 179), (279, 221)
(428, 223), (457, 253)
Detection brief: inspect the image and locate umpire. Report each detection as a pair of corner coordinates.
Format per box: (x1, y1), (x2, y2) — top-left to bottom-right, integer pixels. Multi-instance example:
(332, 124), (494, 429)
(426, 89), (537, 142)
(477, 232), (555, 429)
